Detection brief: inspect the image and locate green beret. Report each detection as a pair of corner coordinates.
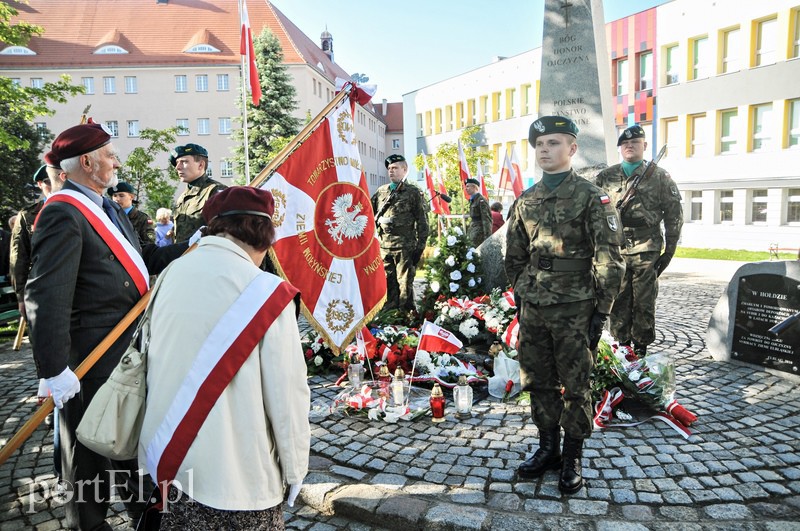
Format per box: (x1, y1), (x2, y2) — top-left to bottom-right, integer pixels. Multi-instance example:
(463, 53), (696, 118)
(528, 116), (579, 146)
(617, 125), (646, 146)
(384, 154), (405, 168)
(169, 143), (209, 167)
(33, 165), (49, 183)
(465, 178), (480, 186)
(108, 181), (135, 196)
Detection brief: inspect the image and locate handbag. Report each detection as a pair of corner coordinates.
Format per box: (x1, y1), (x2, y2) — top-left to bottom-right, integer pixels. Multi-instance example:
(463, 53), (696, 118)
(76, 266), (170, 460)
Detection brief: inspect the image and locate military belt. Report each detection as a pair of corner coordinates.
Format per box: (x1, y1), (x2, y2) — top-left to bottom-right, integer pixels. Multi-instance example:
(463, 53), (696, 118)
(531, 253), (592, 273)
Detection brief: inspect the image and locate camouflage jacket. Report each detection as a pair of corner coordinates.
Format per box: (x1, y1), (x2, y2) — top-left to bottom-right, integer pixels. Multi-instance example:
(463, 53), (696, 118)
(467, 193), (492, 247)
(371, 181), (429, 251)
(505, 171), (625, 314)
(173, 175), (227, 242)
(595, 162), (683, 255)
(127, 207), (155, 247)
(9, 199), (44, 302)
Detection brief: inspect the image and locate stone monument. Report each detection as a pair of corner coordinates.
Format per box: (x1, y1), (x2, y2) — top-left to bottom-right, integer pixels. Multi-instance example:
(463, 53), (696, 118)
(538, 0), (617, 169)
(707, 260), (800, 383)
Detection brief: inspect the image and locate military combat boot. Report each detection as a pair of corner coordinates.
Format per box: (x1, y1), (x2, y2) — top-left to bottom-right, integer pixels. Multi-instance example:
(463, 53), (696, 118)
(634, 344), (647, 357)
(518, 427), (562, 479)
(559, 435), (585, 494)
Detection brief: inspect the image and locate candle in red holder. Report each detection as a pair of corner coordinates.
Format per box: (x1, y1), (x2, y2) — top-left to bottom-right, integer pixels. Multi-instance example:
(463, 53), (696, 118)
(377, 365), (391, 397)
(430, 383), (446, 422)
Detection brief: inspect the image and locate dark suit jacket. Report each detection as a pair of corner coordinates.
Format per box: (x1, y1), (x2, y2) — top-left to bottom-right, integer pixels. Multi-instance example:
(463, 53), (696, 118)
(26, 181), (147, 380)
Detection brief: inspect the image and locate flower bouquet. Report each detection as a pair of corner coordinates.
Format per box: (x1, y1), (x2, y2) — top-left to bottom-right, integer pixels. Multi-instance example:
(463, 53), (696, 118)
(410, 350), (487, 388)
(311, 382), (432, 423)
(302, 330), (346, 375)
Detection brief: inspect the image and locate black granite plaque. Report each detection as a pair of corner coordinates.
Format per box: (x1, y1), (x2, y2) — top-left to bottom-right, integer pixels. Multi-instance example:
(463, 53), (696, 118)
(732, 274), (800, 374)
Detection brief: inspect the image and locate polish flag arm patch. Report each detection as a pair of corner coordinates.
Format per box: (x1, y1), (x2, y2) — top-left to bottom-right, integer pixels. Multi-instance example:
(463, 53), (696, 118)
(599, 194), (611, 205)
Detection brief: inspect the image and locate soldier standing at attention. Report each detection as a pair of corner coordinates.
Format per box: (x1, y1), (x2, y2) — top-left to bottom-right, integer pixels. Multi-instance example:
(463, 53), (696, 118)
(108, 181), (155, 247)
(595, 125), (683, 357)
(465, 177), (492, 247)
(505, 116), (624, 494)
(170, 143), (227, 242)
(371, 154), (428, 314)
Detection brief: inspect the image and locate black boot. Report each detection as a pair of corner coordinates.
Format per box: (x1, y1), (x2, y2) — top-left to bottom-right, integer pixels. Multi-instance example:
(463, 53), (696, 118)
(518, 427), (562, 479)
(559, 435), (585, 494)
(634, 344), (647, 357)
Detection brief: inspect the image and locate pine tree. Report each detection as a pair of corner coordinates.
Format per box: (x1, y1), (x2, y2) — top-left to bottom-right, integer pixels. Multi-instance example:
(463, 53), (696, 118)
(232, 27), (301, 178)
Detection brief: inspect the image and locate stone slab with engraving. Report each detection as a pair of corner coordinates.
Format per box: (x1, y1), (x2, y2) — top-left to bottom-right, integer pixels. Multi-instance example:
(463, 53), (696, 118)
(707, 261), (800, 382)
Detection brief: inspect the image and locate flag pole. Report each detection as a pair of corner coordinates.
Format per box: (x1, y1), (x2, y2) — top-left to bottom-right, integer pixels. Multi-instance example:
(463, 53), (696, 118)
(250, 85), (352, 188)
(239, 0), (252, 185)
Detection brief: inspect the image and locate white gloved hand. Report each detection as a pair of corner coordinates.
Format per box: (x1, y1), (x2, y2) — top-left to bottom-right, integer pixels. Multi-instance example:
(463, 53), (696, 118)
(188, 226), (205, 246)
(45, 367), (80, 409)
(37, 378), (49, 398)
(287, 481), (303, 507)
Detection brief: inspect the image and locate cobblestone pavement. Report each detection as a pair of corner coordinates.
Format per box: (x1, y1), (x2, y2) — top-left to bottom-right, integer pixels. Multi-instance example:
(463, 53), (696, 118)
(2, 259), (800, 530)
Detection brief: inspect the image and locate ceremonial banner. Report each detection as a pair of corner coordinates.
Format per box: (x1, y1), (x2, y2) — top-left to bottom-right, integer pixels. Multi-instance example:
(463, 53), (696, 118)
(422, 154), (446, 215)
(261, 95), (386, 353)
(239, 0), (261, 106)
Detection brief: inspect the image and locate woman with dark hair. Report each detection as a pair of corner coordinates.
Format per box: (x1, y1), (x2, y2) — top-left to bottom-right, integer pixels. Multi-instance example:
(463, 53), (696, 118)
(490, 202), (505, 234)
(138, 186), (309, 530)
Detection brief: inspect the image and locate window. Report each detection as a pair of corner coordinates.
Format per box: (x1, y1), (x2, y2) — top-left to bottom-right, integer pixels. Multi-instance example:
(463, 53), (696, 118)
(196, 75), (208, 92)
(30, 77), (43, 88)
(689, 114), (708, 157)
(103, 76), (116, 94)
(392, 139), (400, 149)
(218, 117), (231, 134)
(719, 109), (739, 154)
(788, 99), (800, 148)
(82, 77), (95, 94)
(721, 27), (741, 73)
(506, 88), (516, 119)
(793, 8), (800, 59)
(185, 44), (220, 53)
(665, 45), (680, 85)
(217, 74), (229, 91)
(479, 95), (488, 123)
(127, 120), (139, 137)
(445, 105), (453, 132)
(521, 84), (532, 115)
(105, 121), (119, 137)
(615, 58), (628, 95)
(197, 118), (210, 135)
(95, 45), (128, 54)
(751, 103), (773, 151)
(10, 78), (20, 86)
(788, 188), (800, 223)
(755, 17), (777, 66)
(124, 76), (137, 94)
(456, 102), (464, 128)
(690, 36), (710, 80)
(424, 111), (432, 135)
(466, 99), (476, 125)
(175, 75), (187, 92)
(220, 160), (234, 178)
(0, 45), (35, 55)
(34, 122), (47, 141)
(638, 52), (653, 91)
(416, 114), (423, 136)
(664, 118), (680, 156)
(434, 108), (442, 134)
(492, 92), (501, 121)
(176, 119), (189, 135)
(690, 191), (703, 221)
(751, 190), (768, 223)
(719, 191), (734, 222)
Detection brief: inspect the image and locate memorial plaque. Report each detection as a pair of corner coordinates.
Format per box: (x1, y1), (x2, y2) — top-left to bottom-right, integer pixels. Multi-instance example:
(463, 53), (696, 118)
(731, 274), (800, 374)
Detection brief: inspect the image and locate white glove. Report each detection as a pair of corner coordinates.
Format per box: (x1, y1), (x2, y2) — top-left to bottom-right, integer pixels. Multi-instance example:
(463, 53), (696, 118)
(37, 378), (49, 398)
(188, 227), (205, 246)
(45, 367), (80, 409)
(287, 481), (303, 507)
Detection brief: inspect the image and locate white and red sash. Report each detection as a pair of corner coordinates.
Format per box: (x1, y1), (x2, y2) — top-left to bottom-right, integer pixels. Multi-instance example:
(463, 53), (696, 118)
(144, 273), (299, 485)
(42, 190), (149, 296)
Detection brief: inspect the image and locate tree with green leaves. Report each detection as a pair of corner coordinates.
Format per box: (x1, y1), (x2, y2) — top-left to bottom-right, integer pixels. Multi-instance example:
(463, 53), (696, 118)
(116, 127), (180, 215)
(232, 27), (301, 179)
(0, 106), (51, 220)
(0, 2), (84, 151)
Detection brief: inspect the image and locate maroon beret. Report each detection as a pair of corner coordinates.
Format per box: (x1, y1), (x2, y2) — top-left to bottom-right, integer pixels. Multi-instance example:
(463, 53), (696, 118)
(202, 186), (275, 223)
(45, 123), (112, 167)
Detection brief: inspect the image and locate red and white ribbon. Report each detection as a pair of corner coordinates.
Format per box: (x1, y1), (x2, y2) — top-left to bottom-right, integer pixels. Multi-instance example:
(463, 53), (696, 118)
(593, 387), (692, 440)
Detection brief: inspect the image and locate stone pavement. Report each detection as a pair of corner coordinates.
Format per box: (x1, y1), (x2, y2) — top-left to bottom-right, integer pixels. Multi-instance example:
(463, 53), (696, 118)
(2, 258), (800, 530)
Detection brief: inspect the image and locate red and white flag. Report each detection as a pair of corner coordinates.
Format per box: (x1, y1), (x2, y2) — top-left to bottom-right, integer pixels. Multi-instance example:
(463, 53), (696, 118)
(418, 320), (463, 354)
(474, 158), (489, 198)
(510, 145), (524, 197)
(240, 0), (262, 106)
(433, 157), (451, 215)
(498, 149), (514, 194)
(422, 154), (446, 215)
(356, 326), (377, 360)
(457, 139), (471, 199)
(502, 315), (519, 349)
(261, 90), (385, 352)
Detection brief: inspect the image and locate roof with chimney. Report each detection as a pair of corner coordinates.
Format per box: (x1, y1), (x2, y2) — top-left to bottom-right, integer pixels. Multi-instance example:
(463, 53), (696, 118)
(376, 102), (403, 132)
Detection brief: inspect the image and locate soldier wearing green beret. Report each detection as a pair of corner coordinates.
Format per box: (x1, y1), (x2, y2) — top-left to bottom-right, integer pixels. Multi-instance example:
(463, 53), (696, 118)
(170, 143), (227, 242)
(595, 125), (683, 357)
(505, 116), (624, 494)
(108, 181), (155, 247)
(464, 177), (491, 247)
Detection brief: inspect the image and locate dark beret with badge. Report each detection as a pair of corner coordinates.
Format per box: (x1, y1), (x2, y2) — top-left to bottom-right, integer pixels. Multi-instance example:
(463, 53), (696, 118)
(202, 186), (275, 223)
(32, 165), (49, 183)
(384, 154), (405, 168)
(465, 178), (480, 186)
(107, 181), (135, 196)
(45, 122), (112, 167)
(528, 116), (579, 146)
(169, 143), (209, 167)
(617, 124), (646, 146)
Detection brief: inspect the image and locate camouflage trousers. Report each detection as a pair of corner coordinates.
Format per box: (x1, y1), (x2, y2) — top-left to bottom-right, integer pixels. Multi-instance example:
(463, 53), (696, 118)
(380, 247), (417, 312)
(518, 298), (595, 439)
(610, 251), (660, 347)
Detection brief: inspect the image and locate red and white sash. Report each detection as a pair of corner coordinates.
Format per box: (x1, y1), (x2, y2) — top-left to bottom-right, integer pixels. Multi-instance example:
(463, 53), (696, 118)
(144, 273), (299, 485)
(42, 190), (149, 296)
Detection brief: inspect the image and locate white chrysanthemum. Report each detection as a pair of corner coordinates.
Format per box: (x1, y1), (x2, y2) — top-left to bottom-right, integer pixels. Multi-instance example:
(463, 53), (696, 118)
(415, 351), (432, 366)
(447, 306), (462, 319)
(430, 281), (440, 293)
(314, 355), (324, 366)
(458, 318), (480, 339)
(466, 263), (476, 273)
(445, 255), (456, 267)
(468, 278), (476, 287)
(498, 298), (512, 311)
(466, 250), (474, 260)
(434, 247), (441, 257)
(447, 235), (457, 246)
(449, 282), (459, 292)
(450, 270), (462, 280)
(453, 226), (463, 236)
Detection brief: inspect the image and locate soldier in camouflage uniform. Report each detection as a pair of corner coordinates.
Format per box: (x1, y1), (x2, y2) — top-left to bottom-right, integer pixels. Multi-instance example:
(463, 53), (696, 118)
(465, 177), (492, 247)
(595, 125), (683, 357)
(108, 181), (155, 247)
(170, 143), (227, 242)
(371, 154), (429, 313)
(505, 116), (625, 494)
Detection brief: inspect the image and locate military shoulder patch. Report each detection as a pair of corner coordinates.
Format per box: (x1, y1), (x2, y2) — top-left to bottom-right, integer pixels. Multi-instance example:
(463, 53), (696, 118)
(607, 215), (618, 232)
(599, 194), (611, 205)
(670, 185), (679, 197)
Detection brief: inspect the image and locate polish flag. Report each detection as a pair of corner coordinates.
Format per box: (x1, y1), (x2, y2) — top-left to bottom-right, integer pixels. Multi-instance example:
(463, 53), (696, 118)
(433, 158), (450, 215)
(418, 320), (463, 354)
(422, 154), (445, 215)
(502, 316), (519, 349)
(356, 326), (378, 360)
(510, 146), (524, 197)
(240, 0), (262, 106)
(474, 158), (489, 198)
(498, 149), (514, 194)
(458, 139), (471, 199)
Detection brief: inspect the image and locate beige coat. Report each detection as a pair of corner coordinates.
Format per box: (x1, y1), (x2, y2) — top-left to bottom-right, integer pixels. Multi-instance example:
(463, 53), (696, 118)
(139, 236), (310, 510)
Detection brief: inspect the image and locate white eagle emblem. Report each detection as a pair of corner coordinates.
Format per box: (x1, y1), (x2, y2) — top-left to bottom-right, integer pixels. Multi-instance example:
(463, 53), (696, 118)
(533, 120), (546, 133)
(325, 193), (368, 244)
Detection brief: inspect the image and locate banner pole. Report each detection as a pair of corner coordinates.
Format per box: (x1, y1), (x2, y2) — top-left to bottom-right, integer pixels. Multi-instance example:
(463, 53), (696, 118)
(239, 0), (252, 185)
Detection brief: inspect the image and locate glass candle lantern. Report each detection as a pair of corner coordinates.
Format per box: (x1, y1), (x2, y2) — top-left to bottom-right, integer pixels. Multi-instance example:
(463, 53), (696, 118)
(347, 362), (364, 389)
(430, 383), (446, 422)
(377, 365), (392, 396)
(453, 374), (473, 419)
(391, 367), (405, 406)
